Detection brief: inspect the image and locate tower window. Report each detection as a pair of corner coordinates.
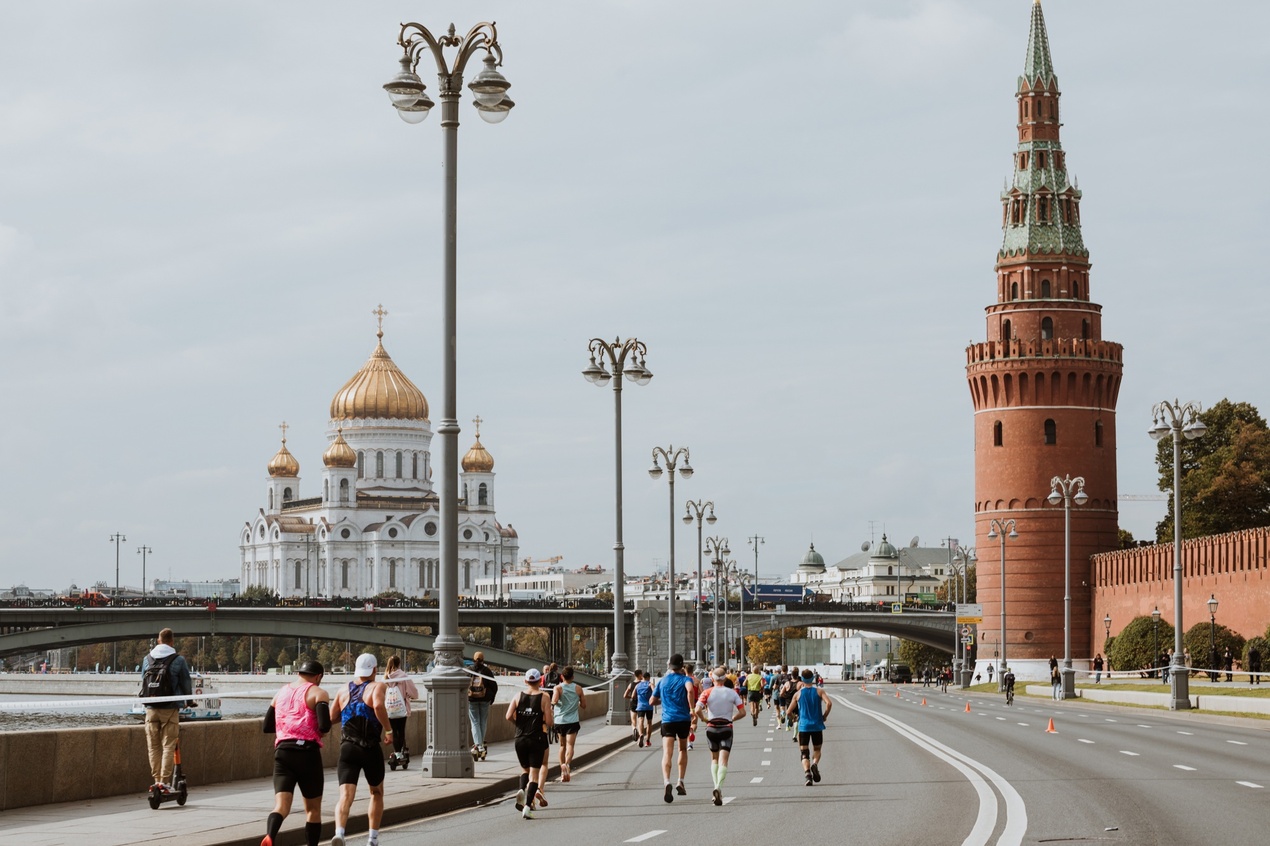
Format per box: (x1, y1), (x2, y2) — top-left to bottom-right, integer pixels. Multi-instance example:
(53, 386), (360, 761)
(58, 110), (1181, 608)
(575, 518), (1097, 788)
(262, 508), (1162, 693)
(283, 487), (293, 503)
(375, 451), (384, 478)
(1044, 419), (1057, 445)
(478, 482), (489, 506)
(395, 451), (403, 479)
(294, 561), (302, 590)
(1041, 317), (1054, 340)
(1095, 420), (1104, 447)
(1072, 279), (1080, 299)
(341, 561), (349, 590)
(1082, 319), (1090, 339)
(357, 452), (365, 479)
(1038, 151), (1047, 168)
(1019, 152), (1029, 170)
(1002, 319), (1012, 341)
(1041, 279), (1051, 298)
(339, 478), (349, 503)
(412, 452), (419, 479)
(1024, 100), (1030, 118)
(994, 421), (1003, 447)
(1010, 282), (1019, 300)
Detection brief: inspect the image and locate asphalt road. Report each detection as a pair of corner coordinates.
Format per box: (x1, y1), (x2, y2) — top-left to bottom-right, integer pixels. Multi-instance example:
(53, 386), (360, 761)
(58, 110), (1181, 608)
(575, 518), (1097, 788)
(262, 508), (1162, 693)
(373, 684), (1270, 845)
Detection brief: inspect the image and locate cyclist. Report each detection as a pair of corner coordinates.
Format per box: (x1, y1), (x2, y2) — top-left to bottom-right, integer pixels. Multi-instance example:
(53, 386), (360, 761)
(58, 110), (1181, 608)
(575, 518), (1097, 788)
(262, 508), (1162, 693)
(1003, 666), (1016, 706)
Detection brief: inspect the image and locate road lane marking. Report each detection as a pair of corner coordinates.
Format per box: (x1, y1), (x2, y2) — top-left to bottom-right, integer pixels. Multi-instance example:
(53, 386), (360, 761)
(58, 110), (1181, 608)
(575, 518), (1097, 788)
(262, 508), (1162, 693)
(996, 717), (1007, 721)
(1174, 765), (1196, 771)
(722, 796), (736, 804)
(1119, 751), (1140, 756)
(764, 747), (772, 752)
(1136, 724), (1152, 728)
(761, 760), (771, 766)
(1078, 739), (1095, 744)
(1236, 781), (1264, 789)
(625, 831), (666, 843)
(1103, 718), (1117, 722)
(750, 777), (763, 783)
(1017, 723), (1029, 727)
(1177, 731), (1194, 735)
(1227, 740), (1248, 746)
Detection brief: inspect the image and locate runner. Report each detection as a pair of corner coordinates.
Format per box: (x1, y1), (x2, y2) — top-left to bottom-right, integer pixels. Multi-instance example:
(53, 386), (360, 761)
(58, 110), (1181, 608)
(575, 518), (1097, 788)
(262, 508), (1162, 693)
(634, 669), (655, 748)
(624, 670), (642, 742)
(785, 668), (832, 787)
(552, 665), (586, 782)
(261, 660), (332, 846)
(743, 664), (764, 726)
(650, 653), (697, 803)
(694, 667), (745, 806)
(762, 668), (774, 708)
(330, 653), (392, 846)
(507, 668), (553, 820)
(774, 666), (793, 730)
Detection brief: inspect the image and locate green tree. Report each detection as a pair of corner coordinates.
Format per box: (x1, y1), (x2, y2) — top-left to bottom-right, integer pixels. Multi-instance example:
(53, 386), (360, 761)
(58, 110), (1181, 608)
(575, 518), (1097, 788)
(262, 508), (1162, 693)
(743, 627), (806, 667)
(1106, 614), (1174, 676)
(1182, 622), (1245, 675)
(899, 639), (950, 672)
(934, 563), (976, 603)
(1117, 528), (1137, 549)
(1156, 399), (1270, 541)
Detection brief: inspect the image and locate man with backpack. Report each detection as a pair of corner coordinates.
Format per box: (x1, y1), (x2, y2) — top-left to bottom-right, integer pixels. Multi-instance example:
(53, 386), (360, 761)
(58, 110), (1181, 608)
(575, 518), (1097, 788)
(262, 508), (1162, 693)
(139, 627), (193, 793)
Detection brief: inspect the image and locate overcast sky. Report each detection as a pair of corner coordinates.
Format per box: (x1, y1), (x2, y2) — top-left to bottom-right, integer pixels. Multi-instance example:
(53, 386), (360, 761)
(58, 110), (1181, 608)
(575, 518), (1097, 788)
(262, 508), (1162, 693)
(2, 1), (1267, 593)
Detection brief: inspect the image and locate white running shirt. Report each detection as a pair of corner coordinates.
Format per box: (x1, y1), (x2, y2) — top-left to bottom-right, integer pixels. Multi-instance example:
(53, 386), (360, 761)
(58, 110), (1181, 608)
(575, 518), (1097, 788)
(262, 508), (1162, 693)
(699, 685), (744, 722)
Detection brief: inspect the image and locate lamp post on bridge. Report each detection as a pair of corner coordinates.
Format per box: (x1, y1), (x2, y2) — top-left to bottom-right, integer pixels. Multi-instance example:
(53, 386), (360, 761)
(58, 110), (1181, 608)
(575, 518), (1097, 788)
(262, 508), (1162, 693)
(1048, 474), (1088, 700)
(109, 533), (126, 598)
(704, 536), (729, 666)
(137, 546), (152, 600)
(649, 446), (692, 662)
(683, 500), (717, 665)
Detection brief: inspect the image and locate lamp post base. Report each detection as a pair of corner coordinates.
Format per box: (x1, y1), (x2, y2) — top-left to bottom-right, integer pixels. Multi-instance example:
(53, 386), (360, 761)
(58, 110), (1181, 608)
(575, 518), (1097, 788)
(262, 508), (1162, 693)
(419, 660), (474, 779)
(1061, 666), (1077, 699)
(606, 653), (631, 726)
(1169, 664), (1193, 711)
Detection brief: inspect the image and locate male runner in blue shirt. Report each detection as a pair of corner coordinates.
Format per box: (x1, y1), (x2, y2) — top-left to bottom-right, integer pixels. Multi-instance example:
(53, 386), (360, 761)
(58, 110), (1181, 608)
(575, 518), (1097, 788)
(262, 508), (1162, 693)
(650, 653), (697, 803)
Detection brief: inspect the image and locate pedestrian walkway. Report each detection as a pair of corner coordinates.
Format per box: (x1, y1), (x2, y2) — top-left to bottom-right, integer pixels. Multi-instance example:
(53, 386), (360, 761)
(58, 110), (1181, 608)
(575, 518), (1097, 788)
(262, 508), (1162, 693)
(0, 724), (635, 846)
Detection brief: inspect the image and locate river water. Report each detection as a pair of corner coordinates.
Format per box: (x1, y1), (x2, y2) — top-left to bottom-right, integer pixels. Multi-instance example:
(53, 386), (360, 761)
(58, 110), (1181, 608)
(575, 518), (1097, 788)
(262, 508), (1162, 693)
(0, 693), (267, 732)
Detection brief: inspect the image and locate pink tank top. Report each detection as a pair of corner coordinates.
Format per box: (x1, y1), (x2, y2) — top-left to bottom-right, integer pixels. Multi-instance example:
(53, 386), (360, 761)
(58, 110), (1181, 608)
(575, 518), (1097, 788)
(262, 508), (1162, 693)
(274, 682), (323, 747)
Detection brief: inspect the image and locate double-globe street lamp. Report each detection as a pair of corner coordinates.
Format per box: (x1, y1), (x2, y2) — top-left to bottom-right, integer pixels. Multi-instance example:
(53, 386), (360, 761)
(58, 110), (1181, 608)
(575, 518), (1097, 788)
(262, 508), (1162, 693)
(583, 338), (653, 723)
(649, 446), (693, 662)
(1150, 399), (1207, 710)
(109, 533), (126, 597)
(986, 519), (1018, 692)
(138, 546), (152, 599)
(704, 536), (730, 666)
(382, 20), (514, 778)
(1048, 475), (1088, 699)
(951, 545), (975, 687)
(683, 500), (717, 665)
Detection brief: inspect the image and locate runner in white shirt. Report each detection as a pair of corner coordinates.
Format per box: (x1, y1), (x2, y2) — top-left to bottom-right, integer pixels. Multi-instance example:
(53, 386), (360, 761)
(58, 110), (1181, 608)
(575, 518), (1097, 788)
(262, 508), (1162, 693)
(693, 667), (746, 806)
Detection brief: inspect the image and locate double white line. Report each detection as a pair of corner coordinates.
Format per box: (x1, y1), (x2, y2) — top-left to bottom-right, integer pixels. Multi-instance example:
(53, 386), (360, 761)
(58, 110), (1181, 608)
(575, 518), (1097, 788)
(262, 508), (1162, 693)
(832, 694), (1027, 846)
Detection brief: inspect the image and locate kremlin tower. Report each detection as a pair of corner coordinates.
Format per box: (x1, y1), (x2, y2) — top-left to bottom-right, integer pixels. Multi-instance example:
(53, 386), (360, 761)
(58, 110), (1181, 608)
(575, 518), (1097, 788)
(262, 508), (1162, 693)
(966, 1), (1122, 679)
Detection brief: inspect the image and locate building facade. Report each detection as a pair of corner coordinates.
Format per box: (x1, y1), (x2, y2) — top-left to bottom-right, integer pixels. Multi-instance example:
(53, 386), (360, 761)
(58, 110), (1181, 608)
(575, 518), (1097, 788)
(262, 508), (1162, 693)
(966, 1), (1122, 677)
(240, 321), (519, 598)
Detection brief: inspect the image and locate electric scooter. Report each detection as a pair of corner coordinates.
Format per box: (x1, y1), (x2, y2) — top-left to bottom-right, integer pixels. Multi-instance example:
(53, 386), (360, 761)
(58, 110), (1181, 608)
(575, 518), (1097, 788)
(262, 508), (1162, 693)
(147, 742), (189, 809)
(388, 745), (411, 770)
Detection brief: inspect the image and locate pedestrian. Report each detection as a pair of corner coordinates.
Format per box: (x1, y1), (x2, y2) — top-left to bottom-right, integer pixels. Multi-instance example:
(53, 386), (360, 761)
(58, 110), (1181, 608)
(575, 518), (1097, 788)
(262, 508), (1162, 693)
(507, 667), (553, 820)
(650, 653), (697, 803)
(1224, 648), (1234, 683)
(1050, 665), (1062, 700)
(1093, 653), (1104, 684)
(634, 670), (655, 748)
(262, 660), (332, 846)
(786, 668), (832, 787)
(987, 664), (994, 686)
(1249, 646), (1262, 685)
(552, 665), (586, 782)
(140, 627), (194, 795)
(383, 655), (418, 769)
(467, 651), (498, 761)
(694, 666), (745, 806)
(330, 653), (392, 846)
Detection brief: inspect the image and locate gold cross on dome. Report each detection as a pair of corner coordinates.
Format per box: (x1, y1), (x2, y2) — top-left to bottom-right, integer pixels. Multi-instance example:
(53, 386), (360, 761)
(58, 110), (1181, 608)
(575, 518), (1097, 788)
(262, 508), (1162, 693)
(472, 415), (483, 437)
(373, 304), (388, 336)
(279, 421), (289, 443)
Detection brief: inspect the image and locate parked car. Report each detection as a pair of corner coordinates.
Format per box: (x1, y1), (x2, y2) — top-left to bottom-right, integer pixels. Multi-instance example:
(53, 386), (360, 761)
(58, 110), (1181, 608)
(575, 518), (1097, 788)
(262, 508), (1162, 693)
(888, 663), (913, 684)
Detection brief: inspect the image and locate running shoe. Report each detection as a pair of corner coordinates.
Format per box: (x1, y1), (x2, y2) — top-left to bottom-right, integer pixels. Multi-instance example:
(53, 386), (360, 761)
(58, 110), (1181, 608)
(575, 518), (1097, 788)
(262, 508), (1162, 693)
(522, 805), (535, 820)
(536, 792), (548, 808)
(632, 729), (639, 741)
(664, 783), (674, 803)
(805, 774), (814, 787)
(260, 838), (272, 846)
(811, 763), (821, 783)
(515, 788), (526, 812)
(676, 781), (686, 796)
(712, 788), (722, 806)
(331, 835), (345, 846)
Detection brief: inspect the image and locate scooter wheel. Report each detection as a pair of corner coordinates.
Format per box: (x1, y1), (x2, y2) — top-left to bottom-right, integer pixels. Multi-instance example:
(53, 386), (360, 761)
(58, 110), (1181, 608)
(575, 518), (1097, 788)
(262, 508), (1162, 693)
(401, 757), (410, 770)
(177, 783), (188, 806)
(389, 758), (398, 771)
(148, 787), (161, 810)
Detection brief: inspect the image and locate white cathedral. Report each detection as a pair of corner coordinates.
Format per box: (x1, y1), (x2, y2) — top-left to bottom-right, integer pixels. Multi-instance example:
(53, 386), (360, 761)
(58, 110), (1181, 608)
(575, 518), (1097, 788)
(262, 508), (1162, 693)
(240, 317), (519, 599)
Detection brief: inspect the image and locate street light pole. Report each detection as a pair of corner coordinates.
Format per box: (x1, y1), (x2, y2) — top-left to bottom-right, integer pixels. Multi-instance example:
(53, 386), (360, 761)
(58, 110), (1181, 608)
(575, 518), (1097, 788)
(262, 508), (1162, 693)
(1207, 594), (1219, 682)
(1151, 607), (1161, 680)
(584, 339), (653, 722)
(383, 19), (514, 778)
(1150, 399), (1206, 709)
(683, 500), (717, 665)
(137, 546), (152, 599)
(704, 537), (729, 666)
(1048, 474), (1088, 699)
(650, 446), (692, 661)
(986, 520), (1017, 691)
(952, 546), (975, 687)
(108, 533), (126, 598)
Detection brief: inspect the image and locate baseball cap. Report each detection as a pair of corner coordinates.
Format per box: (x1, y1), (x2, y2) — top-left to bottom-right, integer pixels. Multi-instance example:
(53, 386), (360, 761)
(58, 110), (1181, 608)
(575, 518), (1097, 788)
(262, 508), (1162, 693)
(355, 653), (378, 678)
(525, 668), (542, 683)
(297, 660), (324, 677)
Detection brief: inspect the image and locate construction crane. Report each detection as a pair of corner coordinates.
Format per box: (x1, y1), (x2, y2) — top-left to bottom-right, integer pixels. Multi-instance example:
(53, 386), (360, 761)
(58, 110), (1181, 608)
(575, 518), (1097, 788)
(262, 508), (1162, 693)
(518, 555), (564, 574)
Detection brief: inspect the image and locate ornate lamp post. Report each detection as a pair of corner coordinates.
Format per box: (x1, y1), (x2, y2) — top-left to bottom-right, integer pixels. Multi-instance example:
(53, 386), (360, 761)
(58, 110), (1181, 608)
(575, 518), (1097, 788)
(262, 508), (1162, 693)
(736, 569), (753, 669)
(1151, 607), (1162, 680)
(1048, 475), (1088, 699)
(986, 519), (1018, 692)
(137, 545), (152, 599)
(704, 536), (730, 666)
(1103, 613), (1112, 649)
(683, 500), (717, 664)
(584, 338), (652, 722)
(1207, 594), (1219, 682)
(952, 546), (975, 687)
(650, 446), (692, 661)
(382, 19), (514, 778)
(108, 533), (126, 598)
(1149, 399), (1206, 709)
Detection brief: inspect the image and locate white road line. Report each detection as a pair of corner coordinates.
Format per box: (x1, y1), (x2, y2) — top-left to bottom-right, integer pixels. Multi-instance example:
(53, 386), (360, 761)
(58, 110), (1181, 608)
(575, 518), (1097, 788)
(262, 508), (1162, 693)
(1078, 739), (1095, 744)
(763, 747), (772, 752)
(1236, 781), (1264, 789)
(1136, 724), (1152, 728)
(1119, 751), (1140, 756)
(722, 796), (736, 804)
(1174, 765), (1197, 771)
(1104, 718), (1117, 722)
(750, 777), (763, 783)
(1227, 740), (1249, 746)
(625, 831), (667, 843)
(761, 760), (771, 766)
(1178, 731), (1194, 736)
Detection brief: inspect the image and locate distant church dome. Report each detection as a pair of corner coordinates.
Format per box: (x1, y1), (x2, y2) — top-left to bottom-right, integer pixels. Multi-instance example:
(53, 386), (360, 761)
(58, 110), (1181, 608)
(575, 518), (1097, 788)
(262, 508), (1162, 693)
(872, 534), (899, 559)
(322, 429), (357, 468)
(462, 435), (495, 473)
(267, 438), (300, 478)
(799, 543), (826, 573)
(330, 326), (429, 422)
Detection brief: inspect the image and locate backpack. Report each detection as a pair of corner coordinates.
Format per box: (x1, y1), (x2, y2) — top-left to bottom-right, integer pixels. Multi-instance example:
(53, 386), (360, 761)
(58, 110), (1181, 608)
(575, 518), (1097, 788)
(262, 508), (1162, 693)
(469, 674), (486, 701)
(141, 654), (177, 701)
(385, 682), (408, 719)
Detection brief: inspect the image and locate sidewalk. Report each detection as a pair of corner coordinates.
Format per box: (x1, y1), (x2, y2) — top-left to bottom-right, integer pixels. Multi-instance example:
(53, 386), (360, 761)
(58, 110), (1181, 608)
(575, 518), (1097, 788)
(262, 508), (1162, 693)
(0, 723), (637, 846)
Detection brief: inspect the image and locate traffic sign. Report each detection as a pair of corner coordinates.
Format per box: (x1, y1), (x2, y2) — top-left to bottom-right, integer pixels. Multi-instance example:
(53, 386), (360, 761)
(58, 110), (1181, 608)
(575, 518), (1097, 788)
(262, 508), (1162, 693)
(891, 603), (903, 614)
(956, 603), (984, 624)
(961, 626), (972, 636)
(961, 635), (975, 645)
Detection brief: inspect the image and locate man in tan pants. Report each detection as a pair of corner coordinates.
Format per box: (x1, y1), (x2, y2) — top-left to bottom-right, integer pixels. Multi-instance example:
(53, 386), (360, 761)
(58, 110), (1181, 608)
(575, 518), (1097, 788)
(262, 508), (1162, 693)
(140, 628), (193, 790)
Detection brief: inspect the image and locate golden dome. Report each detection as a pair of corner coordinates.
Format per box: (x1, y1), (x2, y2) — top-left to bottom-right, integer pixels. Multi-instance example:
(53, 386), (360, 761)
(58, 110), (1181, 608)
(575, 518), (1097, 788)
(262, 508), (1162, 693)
(267, 439), (300, 478)
(323, 428), (357, 468)
(330, 329), (429, 422)
(462, 434), (495, 473)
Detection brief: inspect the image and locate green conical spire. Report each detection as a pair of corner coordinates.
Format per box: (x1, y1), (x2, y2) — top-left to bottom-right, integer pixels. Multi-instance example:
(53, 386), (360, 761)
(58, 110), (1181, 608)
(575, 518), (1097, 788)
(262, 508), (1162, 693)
(1022, 0), (1056, 87)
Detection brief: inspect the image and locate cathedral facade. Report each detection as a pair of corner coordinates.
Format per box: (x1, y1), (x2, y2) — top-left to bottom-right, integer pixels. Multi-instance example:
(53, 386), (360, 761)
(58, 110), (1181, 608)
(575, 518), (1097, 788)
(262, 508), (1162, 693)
(240, 319), (519, 598)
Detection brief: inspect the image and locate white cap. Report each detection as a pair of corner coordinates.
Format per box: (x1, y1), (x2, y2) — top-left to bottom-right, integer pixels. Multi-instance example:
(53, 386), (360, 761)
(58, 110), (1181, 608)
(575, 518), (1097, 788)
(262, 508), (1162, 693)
(525, 668), (542, 683)
(355, 653), (378, 678)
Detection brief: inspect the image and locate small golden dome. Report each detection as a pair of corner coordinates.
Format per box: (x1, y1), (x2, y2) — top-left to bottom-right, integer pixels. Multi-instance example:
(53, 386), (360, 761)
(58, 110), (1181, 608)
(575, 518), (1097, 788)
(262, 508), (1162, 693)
(323, 428), (357, 468)
(462, 434), (495, 473)
(330, 325), (429, 422)
(268, 439), (300, 478)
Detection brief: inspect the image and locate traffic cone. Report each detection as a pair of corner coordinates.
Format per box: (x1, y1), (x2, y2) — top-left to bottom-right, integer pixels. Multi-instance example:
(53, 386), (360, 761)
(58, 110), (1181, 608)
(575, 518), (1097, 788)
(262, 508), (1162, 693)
(875, 688), (881, 695)
(895, 690), (901, 698)
(1045, 718), (1057, 733)
(921, 698), (927, 706)
(964, 702), (971, 713)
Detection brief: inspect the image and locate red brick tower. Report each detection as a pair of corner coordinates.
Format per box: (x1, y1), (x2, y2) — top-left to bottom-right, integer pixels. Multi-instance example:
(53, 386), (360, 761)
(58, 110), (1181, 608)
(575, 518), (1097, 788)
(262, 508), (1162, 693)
(966, 0), (1122, 678)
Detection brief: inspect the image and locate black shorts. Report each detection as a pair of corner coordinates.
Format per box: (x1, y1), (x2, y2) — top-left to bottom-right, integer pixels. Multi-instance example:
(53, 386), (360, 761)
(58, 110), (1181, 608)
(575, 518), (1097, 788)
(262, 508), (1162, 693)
(636, 709), (653, 718)
(337, 740), (385, 787)
(797, 731), (824, 748)
(706, 724), (734, 752)
(514, 734), (549, 767)
(660, 720), (691, 739)
(555, 721), (581, 735)
(273, 741), (325, 798)
(747, 691), (763, 702)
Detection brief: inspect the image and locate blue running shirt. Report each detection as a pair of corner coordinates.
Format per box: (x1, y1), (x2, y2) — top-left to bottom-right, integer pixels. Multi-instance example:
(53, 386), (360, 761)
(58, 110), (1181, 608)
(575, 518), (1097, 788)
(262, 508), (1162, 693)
(795, 686), (826, 732)
(635, 680), (654, 711)
(653, 672), (693, 723)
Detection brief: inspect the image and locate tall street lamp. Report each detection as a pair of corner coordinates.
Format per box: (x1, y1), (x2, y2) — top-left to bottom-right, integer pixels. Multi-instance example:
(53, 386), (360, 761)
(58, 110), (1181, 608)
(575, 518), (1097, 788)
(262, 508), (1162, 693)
(704, 536), (730, 666)
(584, 338), (653, 722)
(746, 536), (763, 665)
(383, 19), (514, 778)
(1151, 607), (1161, 680)
(1150, 399), (1207, 709)
(1103, 613), (1112, 650)
(683, 500), (717, 665)
(650, 446), (692, 662)
(108, 533), (126, 598)
(1207, 594), (1219, 682)
(1048, 474), (1088, 699)
(736, 569), (753, 669)
(986, 519), (1017, 692)
(952, 546), (975, 687)
(137, 546), (152, 599)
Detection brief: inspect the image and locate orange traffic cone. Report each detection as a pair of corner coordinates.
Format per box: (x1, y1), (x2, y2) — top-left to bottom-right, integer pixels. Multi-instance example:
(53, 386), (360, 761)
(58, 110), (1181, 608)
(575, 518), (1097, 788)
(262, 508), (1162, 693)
(875, 688), (881, 695)
(1045, 718), (1057, 733)
(921, 698), (927, 706)
(964, 702), (971, 713)
(895, 690), (901, 698)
